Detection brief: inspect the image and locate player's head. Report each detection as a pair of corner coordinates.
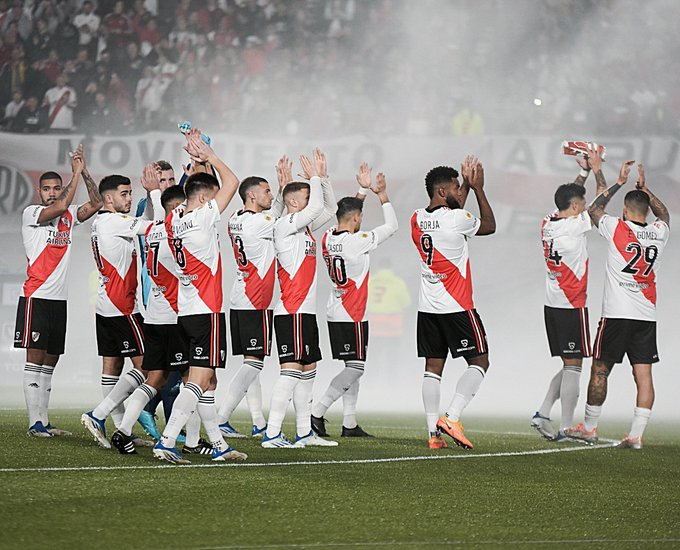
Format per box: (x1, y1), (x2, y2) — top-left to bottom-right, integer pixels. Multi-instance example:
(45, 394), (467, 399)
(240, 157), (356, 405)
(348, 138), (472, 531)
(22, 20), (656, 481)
(336, 196), (364, 232)
(554, 183), (586, 215)
(623, 190), (650, 221)
(161, 186), (186, 215)
(38, 171), (63, 206)
(99, 175), (133, 213)
(282, 181), (310, 213)
(425, 166), (461, 209)
(184, 172), (219, 205)
(156, 160), (175, 191)
(239, 176), (273, 210)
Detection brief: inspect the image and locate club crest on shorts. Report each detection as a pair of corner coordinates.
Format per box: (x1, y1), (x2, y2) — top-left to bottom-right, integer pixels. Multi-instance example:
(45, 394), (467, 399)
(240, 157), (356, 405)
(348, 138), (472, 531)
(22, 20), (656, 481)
(568, 342), (575, 350)
(461, 339), (468, 348)
(195, 347), (203, 355)
(175, 353), (183, 362)
(250, 339), (257, 347)
(31, 331), (40, 342)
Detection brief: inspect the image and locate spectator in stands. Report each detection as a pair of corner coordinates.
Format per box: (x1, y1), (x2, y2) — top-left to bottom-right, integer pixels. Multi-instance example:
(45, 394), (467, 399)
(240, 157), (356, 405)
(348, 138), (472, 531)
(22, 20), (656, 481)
(73, 1), (100, 56)
(10, 94), (47, 133)
(2, 87), (23, 128)
(81, 90), (120, 134)
(43, 72), (76, 132)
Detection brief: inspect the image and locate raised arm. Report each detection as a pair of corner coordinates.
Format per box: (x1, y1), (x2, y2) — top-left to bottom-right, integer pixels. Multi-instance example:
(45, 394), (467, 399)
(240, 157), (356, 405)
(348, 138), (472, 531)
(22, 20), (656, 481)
(369, 172), (398, 244)
(587, 159), (635, 227)
(355, 162), (372, 202)
(140, 163), (164, 221)
(573, 156), (590, 186)
(270, 155), (292, 218)
(310, 148), (338, 231)
(77, 144), (103, 222)
(636, 163), (670, 227)
(458, 155), (476, 208)
(586, 146), (608, 196)
(37, 147), (83, 224)
(467, 159), (495, 236)
(280, 154), (324, 232)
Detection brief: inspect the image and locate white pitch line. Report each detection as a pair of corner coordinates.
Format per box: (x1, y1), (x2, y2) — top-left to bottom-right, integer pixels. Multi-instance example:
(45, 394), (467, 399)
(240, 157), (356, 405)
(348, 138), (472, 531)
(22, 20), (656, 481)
(0, 441), (615, 474)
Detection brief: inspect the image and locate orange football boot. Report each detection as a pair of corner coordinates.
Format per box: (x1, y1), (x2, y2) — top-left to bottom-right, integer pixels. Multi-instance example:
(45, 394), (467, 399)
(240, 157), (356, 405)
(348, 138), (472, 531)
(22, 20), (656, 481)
(436, 416), (473, 449)
(428, 433), (448, 449)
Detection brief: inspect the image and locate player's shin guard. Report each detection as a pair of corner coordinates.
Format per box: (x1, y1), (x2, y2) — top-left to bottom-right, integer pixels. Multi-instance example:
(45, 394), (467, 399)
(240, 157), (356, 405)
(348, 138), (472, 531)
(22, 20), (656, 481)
(265, 369), (301, 438)
(560, 365), (582, 430)
(246, 376), (267, 430)
(422, 372), (441, 434)
(216, 359), (263, 424)
(38, 365), (54, 425)
(445, 365), (485, 422)
(24, 363), (42, 427)
(161, 382), (202, 449)
(118, 383), (157, 436)
(294, 369), (316, 437)
(197, 391), (228, 451)
(93, 369), (146, 421)
(312, 361), (364, 419)
(628, 407), (652, 440)
(538, 369), (563, 419)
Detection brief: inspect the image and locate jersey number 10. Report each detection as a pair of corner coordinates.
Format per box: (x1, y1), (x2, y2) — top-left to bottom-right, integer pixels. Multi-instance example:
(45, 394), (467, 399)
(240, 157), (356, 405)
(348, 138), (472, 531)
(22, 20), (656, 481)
(325, 255), (347, 285)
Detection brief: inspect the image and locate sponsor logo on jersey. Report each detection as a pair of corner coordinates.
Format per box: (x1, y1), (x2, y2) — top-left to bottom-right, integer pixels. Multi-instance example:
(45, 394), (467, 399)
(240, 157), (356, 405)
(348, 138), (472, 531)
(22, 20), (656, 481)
(31, 331), (40, 342)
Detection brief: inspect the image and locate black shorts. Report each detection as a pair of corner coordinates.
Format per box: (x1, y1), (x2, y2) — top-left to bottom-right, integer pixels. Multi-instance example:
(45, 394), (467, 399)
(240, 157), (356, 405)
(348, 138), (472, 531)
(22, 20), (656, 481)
(14, 296), (67, 355)
(142, 323), (189, 371)
(230, 309), (273, 357)
(274, 313), (322, 365)
(178, 313), (227, 368)
(328, 321), (369, 361)
(417, 310), (488, 359)
(96, 313), (145, 357)
(593, 317), (659, 365)
(544, 306), (592, 358)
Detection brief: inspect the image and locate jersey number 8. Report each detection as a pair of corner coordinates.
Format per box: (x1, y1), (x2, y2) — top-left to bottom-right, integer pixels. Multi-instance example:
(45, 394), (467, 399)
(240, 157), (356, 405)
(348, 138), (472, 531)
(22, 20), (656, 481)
(172, 238), (186, 268)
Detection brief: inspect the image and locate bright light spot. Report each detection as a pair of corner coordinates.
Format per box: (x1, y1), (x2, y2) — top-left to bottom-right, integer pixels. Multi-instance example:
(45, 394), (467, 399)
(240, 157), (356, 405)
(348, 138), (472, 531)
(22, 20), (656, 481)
(533, 98), (542, 106)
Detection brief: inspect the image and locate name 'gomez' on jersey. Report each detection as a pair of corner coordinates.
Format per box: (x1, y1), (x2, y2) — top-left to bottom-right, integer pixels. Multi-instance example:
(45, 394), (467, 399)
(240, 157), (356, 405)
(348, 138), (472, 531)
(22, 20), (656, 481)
(541, 211), (591, 309)
(598, 214), (669, 322)
(144, 220), (179, 324)
(167, 198), (223, 316)
(411, 206), (481, 314)
(21, 204), (81, 300)
(228, 210), (276, 310)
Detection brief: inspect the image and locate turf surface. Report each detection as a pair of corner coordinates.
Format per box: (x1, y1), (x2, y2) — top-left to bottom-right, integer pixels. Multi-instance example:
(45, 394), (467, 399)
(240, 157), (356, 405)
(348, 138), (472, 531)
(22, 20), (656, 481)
(1, 411), (679, 549)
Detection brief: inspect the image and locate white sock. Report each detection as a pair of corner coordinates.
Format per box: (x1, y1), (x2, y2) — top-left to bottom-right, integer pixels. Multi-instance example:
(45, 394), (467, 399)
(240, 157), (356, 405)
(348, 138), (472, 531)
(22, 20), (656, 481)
(217, 359), (263, 424)
(184, 411), (201, 448)
(312, 361), (364, 418)
(118, 383), (157, 436)
(422, 372), (441, 435)
(538, 369), (563, 419)
(161, 382), (202, 448)
(628, 407), (652, 440)
(198, 391), (227, 452)
(100, 374), (125, 428)
(24, 362), (42, 427)
(584, 404), (602, 432)
(246, 376), (267, 429)
(38, 365), (55, 425)
(294, 369), (316, 437)
(342, 379), (360, 429)
(93, 369), (146, 421)
(559, 365), (582, 430)
(445, 365), (485, 422)
(265, 369), (301, 438)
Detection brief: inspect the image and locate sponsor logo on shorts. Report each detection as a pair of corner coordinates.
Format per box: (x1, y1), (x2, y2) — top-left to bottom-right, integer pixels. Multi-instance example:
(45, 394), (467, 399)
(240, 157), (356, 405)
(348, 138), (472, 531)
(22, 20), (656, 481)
(123, 341), (129, 349)
(32, 331), (40, 342)
(456, 339), (474, 353)
(250, 339), (257, 347)
(568, 342), (576, 350)
(344, 344), (350, 351)
(15, 331), (20, 341)
(195, 347), (203, 355)
(175, 353), (183, 362)
(281, 345), (288, 353)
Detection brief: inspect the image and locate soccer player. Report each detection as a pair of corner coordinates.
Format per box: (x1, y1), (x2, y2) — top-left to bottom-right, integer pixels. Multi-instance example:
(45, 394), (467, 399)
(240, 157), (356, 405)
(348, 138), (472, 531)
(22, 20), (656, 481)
(216, 157), (290, 439)
(80, 170), (162, 448)
(566, 154), (670, 449)
(153, 130), (247, 463)
(411, 156), (495, 450)
(16, 145), (102, 437)
(531, 158), (605, 441)
(311, 163), (398, 437)
(262, 149), (338, 449)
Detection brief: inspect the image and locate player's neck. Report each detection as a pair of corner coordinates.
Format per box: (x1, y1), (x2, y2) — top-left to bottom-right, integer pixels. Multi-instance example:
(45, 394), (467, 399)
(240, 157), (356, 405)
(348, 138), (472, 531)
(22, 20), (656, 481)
(336, 223), (356, 234)
(427, 198), (447, 210)
(244, 201), (264, 213)
(185, 198), (204, 213)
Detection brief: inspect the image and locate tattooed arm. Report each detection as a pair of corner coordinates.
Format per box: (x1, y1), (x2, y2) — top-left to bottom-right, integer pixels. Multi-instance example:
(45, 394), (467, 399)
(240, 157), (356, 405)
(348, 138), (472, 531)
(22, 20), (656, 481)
(77, 165), (103, 222)
(588, 159), (635, 227)
(37, 149), (83, 224)
(585, 146), (608, 195)
(636, 163), (670, 226)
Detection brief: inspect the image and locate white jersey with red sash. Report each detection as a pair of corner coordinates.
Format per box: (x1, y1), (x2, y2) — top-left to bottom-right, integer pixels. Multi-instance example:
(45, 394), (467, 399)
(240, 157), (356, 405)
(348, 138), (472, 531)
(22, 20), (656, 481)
(411, 206), (481, 313)
(21, 204), (81, 300)
(597, 214), (669, 321)
(144, 220), (179, 324)
(541, 211), (591, 309)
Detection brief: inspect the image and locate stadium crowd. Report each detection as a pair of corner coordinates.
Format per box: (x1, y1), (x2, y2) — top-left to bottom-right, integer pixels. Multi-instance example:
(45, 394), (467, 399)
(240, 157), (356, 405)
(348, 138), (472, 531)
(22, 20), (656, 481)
(0, 0), (678, 137)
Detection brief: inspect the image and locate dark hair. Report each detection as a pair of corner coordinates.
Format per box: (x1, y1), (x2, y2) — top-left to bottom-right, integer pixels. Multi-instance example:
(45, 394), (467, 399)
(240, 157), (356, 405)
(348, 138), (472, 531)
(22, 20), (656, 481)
(184, 172), (219, 199)
(156, 160), (172, 171)
(425, 166), (459, 198)
(336, 196), (364, 221)
(161, 186), (186, 210)
(624, 190), (651, 215)
(99, 175), (131, 194)
(282, 181), (310, 201)
(39, 171), (62, 184)
(239, 176), (268, 203)
(554, 183), (586, 211)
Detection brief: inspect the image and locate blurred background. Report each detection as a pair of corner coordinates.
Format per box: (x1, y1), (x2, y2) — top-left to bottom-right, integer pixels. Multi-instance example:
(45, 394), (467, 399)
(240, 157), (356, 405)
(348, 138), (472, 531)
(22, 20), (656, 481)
(0, 0), (678, 423)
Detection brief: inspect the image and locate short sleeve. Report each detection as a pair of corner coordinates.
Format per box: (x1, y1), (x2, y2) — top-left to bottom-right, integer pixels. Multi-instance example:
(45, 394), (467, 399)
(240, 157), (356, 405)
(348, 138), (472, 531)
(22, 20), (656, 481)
(23, 205), (45, 227)
(450, 209), (481, 237)
(597, 214), (618, 239)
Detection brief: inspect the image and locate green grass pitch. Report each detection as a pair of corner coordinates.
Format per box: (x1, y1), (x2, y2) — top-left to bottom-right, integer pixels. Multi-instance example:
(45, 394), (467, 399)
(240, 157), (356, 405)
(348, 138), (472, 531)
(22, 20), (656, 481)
(1, 411), (679, 549)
